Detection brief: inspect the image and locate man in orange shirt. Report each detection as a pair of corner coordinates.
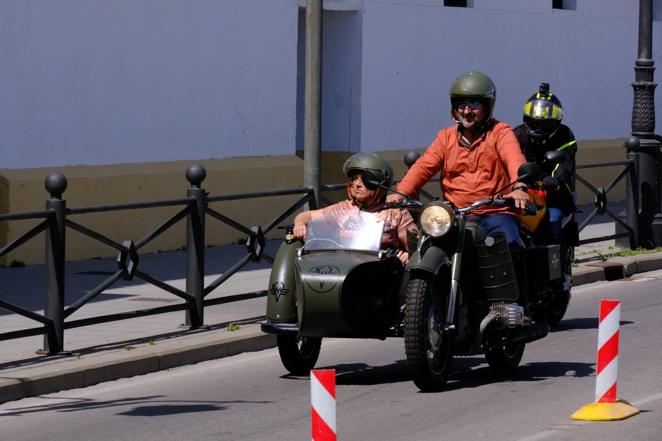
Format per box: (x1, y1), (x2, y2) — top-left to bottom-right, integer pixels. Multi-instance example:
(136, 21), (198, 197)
(388, 71), (531, 308)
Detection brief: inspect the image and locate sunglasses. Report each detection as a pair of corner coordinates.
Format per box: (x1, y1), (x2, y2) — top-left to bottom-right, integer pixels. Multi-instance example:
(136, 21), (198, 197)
(455, 101), (483, 111)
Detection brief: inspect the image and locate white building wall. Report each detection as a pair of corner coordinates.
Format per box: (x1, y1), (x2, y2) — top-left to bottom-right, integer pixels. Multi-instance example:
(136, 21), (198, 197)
(0, 0), (299, 169)
(1, 0), (661, 168)
(360, 0), (662, 151)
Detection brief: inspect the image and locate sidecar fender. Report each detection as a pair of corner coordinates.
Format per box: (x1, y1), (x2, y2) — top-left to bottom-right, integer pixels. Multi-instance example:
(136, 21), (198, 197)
(406, 242), (451, 276)
(265, 239), (302, 326)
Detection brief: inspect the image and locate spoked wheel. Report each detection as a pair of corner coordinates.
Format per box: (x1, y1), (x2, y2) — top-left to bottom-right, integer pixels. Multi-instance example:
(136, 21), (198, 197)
(404, 277), (453, 392)
(277, 334), (322, 375)
(485, 341), (525, 373)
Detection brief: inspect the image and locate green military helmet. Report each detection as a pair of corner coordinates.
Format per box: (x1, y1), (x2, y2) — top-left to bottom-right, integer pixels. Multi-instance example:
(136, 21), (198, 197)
(342, 152), (394, 187)
(523, 82), (563, 141)
(449, 71), (497, 117)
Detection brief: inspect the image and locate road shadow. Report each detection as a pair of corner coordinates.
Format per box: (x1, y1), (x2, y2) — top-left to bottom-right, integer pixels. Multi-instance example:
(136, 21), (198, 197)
(0, 395), (270, 417)
(332, 360), (411, 386)
(280, 360), (412, 385)
(550, 317), (634, 332)
(283, 357), (593, 392)
(440, 360), (595, 393)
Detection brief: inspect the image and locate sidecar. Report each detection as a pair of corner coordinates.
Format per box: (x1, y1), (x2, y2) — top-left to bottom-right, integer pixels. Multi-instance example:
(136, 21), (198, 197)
(261, 212), (405, 375)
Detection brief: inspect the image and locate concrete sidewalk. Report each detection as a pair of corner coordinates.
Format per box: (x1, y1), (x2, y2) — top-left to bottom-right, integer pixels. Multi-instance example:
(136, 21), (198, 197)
(1, 220), (661, 404)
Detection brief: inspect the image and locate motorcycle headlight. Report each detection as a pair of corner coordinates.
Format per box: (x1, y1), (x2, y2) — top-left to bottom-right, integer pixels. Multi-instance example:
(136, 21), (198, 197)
(420, 203), (455, 237)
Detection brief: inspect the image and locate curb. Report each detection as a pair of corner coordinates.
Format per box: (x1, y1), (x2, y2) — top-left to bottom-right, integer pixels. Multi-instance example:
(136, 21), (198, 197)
(575, 253), (662, 284)
(0, 325), (276, 404)
(1, 253), (661, 404)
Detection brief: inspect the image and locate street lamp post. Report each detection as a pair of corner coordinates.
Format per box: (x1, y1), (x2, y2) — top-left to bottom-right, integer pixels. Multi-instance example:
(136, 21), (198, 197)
(628, 0), (662, 248)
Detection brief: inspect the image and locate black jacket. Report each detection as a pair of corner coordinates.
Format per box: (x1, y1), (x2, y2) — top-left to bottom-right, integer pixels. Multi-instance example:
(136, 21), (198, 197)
(513, 124), (577, 215)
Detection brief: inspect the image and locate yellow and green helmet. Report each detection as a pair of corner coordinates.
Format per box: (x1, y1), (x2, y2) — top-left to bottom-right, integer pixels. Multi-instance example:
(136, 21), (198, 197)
(523, 83), (563, 140)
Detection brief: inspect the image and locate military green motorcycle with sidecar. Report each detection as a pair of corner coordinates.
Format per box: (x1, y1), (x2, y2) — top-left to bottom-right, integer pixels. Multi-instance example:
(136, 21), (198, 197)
(262, 161), (561, 391)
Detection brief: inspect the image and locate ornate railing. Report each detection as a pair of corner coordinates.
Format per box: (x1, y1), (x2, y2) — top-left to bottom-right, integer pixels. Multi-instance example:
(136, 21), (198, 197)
(0, 166), (316, 354)
(575, 159), (638, 248)
(0, 158), (640, 355)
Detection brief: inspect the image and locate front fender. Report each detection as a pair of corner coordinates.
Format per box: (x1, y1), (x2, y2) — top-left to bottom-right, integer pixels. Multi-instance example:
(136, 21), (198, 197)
(406, 237), (451, 276)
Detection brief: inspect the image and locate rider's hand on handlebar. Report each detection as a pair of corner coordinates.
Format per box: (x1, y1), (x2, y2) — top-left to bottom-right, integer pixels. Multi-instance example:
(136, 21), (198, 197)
(503, 188), (531, 210)
(293, 223), (307, 240)
(386, 193), (406, 203)
(396, 250), (410, 265)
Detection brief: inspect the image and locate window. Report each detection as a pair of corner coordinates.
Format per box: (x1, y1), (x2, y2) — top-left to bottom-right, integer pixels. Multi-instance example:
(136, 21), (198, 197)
(553, 0), (577, 10)
(445, 0), (467, 7)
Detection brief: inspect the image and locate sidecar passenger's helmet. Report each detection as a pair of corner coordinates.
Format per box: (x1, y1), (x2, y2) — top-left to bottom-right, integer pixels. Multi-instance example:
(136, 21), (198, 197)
(449, 71), (497, 120)
(342, 152), (394, 187)
(522, 83), (563, 142)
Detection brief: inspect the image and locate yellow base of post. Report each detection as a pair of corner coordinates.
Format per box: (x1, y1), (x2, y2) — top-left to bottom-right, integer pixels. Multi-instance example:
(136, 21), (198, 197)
(571, 400), (640, 421)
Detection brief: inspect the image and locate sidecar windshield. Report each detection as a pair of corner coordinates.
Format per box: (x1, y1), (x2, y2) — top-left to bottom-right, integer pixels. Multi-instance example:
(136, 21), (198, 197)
(304, 211), (384, 253)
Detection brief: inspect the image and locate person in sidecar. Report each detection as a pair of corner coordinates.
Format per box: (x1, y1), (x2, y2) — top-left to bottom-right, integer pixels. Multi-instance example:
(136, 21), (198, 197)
(513, 83), (577, 297)
(386, 71), (531, 310)
(293, 152), (418, 264)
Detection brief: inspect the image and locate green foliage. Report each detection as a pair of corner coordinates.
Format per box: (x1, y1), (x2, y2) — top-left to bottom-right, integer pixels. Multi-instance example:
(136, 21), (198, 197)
(226, 323), (241, 332)
(611, 246), (662, 258)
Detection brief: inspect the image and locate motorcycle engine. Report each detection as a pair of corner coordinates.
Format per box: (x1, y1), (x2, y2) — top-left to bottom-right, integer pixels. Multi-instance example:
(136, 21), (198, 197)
(490, 302), (525, 328)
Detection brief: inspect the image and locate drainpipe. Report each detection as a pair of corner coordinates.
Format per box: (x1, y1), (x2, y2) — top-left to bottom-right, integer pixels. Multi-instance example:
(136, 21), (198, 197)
(304, 0), (322, 207)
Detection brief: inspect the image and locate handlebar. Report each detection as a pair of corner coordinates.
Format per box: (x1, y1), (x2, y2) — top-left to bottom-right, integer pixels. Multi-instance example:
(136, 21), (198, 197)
(457, 196), (537, 216)
(457, 197), (508, 214)
(381, 195), (537, 215)
(378, 199), (424, 211)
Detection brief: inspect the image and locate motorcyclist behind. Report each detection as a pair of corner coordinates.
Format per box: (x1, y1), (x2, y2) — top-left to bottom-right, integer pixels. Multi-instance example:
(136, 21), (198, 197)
(513, 83), (577, 297)
(293, 152), (419, 264)
(387, 71), (531, 313)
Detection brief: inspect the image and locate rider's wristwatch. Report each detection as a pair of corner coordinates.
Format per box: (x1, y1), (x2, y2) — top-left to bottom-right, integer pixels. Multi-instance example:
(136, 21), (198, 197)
(513, 185), (528, 192)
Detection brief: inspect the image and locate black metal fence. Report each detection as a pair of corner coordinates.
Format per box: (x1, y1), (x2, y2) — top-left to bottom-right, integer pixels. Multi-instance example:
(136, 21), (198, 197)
(0, 165), (319, 354)
(0, 159), (639, 355)
(574, 159), (638, 249)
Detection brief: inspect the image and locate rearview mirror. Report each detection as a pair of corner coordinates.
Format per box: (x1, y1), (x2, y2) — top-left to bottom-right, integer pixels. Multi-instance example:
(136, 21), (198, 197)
(517, 162), (541, 185)
(543, 150), (564, 165)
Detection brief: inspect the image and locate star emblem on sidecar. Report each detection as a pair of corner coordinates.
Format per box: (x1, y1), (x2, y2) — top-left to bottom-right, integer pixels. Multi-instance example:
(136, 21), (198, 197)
(271, 281), (289, 302)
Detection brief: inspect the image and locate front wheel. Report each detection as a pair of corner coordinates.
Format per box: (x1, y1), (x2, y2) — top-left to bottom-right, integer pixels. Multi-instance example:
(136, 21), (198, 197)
(404, 277), (453, 392)
(277, 334), (322, 375)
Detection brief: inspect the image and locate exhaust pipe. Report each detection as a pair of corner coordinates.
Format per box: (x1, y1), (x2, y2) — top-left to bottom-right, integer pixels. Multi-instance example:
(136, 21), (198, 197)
(509, 322), (549, 345)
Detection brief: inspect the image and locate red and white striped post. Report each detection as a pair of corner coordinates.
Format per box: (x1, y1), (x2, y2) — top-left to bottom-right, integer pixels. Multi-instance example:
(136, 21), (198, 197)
(311, 369), (336, 441)
(595, 299), (621, 403)
(571, 299), (639, 421)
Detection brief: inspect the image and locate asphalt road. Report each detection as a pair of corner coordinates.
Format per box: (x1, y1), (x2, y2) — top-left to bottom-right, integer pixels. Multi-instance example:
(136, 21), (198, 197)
(1, 270), (661, 441)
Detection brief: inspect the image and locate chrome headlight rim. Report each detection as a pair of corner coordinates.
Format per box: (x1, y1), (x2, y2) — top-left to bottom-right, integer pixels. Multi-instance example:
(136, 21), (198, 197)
(420, 202), (455, 238)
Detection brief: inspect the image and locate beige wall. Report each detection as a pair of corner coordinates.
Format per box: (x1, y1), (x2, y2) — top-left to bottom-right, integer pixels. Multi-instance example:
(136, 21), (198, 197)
(573, 138), (628, 205)
(0, 139), (628, 265)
